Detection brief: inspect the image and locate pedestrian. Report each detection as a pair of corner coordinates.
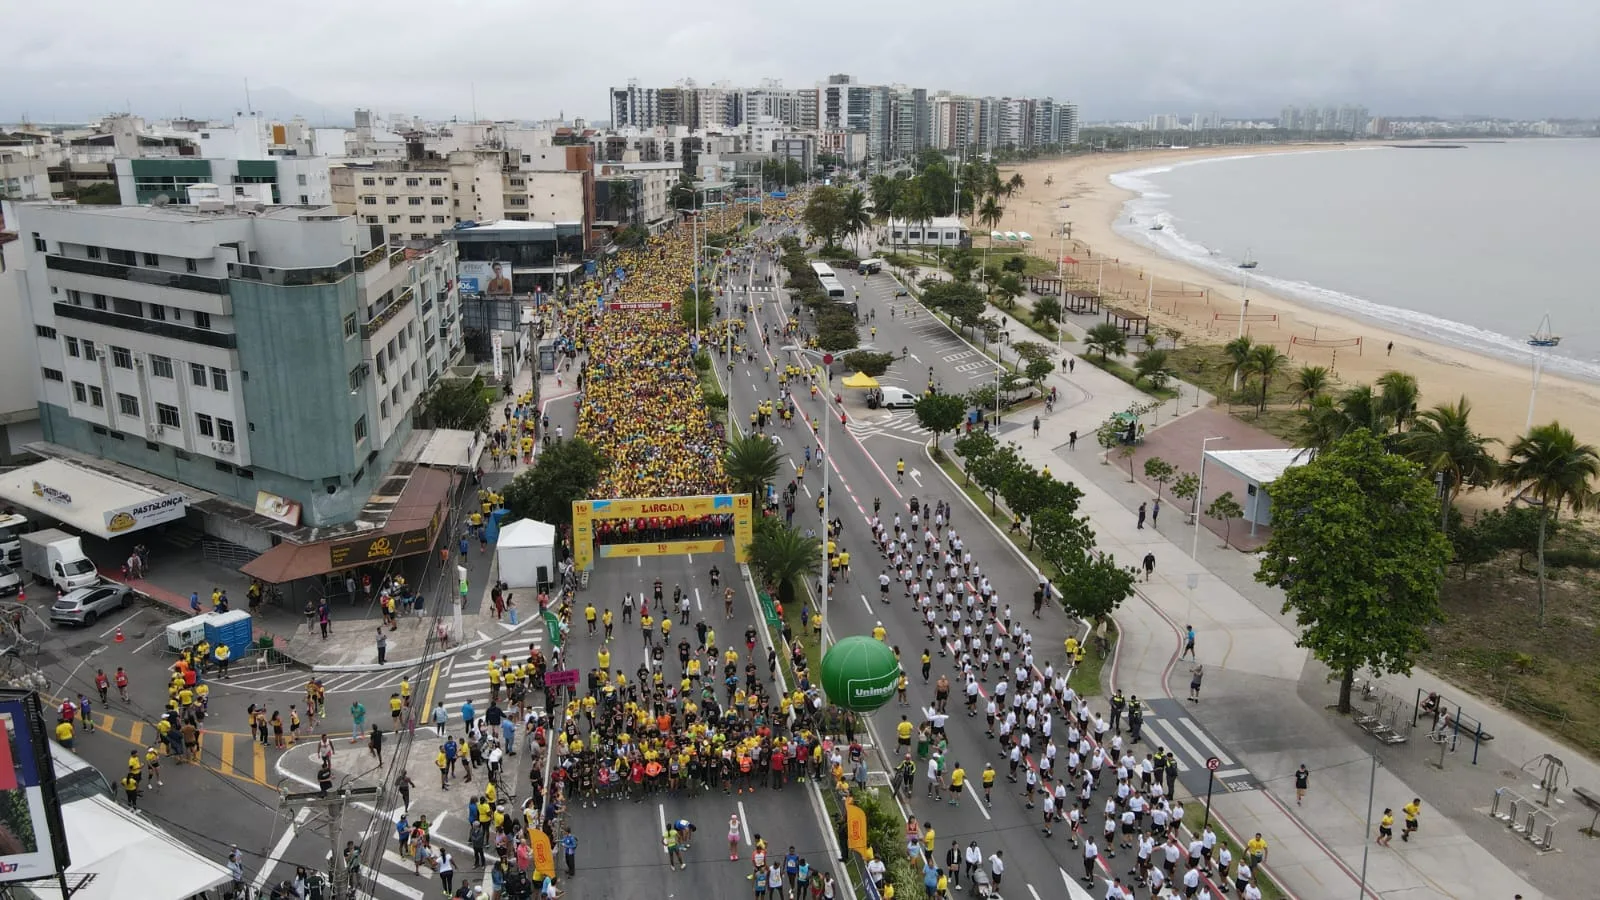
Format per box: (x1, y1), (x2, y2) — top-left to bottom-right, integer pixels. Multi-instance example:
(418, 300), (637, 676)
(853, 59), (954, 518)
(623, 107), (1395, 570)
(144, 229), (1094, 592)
(1188, 664), (1204, 703)
(396, 769), (414, 813)
(561, 827), (577, 877)
(350, 700), (367, 743)
(438, 850), (455, 895)
(1181, 624), (1196, 660)
(1068, 357), (1076, 373)
(1032, 416), (1040, 438)
(1386, 341), (1394, 356)
(1142, 552), (1155, 581)
(1402, 798), (1421, 841)
(1294, 764), (1309, 805)
(437, 744), (450, 790)
(1376, 808), (1394, 846)
(368, 725), (384, 765)
(1151, 498), (1161, 527)
(1137, 502), (1147, 529)
(432, 702), (448, 737)
(376, 627), (388, 665)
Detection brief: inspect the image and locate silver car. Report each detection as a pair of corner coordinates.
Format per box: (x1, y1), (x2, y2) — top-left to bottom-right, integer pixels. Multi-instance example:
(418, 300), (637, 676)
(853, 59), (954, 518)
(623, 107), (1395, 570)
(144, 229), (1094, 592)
(50, 584), (130, 627)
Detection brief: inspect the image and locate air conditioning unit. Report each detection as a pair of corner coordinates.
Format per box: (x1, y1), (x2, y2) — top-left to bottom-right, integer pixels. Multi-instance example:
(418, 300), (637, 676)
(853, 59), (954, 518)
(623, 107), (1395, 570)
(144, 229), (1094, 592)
(146, 423), (164, 436)
(219, 442), (236, 454)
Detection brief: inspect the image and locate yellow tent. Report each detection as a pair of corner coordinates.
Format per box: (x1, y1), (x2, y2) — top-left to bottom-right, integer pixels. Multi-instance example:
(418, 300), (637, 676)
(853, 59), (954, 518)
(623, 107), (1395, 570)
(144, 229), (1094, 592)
(840, 371), (880, 389)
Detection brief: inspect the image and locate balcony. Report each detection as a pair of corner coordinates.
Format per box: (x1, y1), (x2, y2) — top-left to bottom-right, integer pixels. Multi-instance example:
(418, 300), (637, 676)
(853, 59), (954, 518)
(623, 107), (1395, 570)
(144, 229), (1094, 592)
(355, 244), (388, 272)
(47, 255), (228, 295)
(230, 258), (356, 287)
(54, 303), (237, 350)
(361, 287), (413, 339)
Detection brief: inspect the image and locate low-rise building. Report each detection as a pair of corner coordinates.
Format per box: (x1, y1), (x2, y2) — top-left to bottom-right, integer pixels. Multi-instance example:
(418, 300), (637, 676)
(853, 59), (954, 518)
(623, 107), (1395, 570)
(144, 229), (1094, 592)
(885, 216), (969, 249)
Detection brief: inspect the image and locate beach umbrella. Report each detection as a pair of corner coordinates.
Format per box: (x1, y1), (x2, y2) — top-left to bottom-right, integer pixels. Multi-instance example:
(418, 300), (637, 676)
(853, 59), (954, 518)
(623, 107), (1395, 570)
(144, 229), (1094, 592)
(1017, 231), (1033, 242)
(1003, 231), (1020, 242)
(989, 230), (1004, 242)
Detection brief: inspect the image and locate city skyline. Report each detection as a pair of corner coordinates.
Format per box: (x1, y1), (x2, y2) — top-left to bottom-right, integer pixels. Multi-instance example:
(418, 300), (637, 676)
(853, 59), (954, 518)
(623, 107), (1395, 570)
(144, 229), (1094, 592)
(4, 0), (1597, 123)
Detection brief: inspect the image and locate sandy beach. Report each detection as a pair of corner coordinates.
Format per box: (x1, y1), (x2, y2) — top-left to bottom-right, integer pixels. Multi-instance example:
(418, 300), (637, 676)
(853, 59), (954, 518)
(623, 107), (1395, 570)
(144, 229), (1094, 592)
(992, 146), (1600, 450)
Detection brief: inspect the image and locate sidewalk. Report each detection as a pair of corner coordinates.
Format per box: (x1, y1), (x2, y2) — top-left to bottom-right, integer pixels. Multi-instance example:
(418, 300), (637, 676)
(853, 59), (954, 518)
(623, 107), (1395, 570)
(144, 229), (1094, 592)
(909, 283), (1565, 898)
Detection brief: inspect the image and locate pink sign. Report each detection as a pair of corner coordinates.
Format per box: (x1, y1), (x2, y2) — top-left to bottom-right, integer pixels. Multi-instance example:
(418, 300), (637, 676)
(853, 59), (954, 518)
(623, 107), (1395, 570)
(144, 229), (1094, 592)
(545, 668), (581, 687)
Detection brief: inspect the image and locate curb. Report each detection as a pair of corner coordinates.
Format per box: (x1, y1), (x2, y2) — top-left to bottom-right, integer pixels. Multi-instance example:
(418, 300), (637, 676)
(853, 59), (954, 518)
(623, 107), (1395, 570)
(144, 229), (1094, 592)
(306, 612), (538, 674)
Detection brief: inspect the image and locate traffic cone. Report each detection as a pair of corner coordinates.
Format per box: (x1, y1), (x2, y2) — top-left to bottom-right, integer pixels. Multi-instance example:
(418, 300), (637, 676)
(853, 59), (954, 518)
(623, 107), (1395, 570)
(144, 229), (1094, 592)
(114, 627), (125, 644)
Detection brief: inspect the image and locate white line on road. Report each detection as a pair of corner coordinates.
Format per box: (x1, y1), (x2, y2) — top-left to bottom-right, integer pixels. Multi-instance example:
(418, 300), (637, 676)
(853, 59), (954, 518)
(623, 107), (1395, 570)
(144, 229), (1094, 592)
(251, 807), (311, 894)
(99, 610), (143, 639)
(860, 593), (872, 614)
(1027, 884), (1044, 900)
(909, 353), (921, 362)
(910, 469), (923, 487)
(131, 630), (166, 655)
(737, 800), (753, 845)
(965, 780), (992, 820)
(1178, 717), (1234, 765)
(658, 803), (669, 853)
(637, 557), (642, 567)
(802, 484), (813, 498)
(694, 588), (703, 612)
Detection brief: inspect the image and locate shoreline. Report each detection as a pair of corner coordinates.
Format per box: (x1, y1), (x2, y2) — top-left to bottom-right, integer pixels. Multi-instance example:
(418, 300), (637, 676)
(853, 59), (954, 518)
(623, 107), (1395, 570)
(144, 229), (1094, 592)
(994, 145), (1600, 448)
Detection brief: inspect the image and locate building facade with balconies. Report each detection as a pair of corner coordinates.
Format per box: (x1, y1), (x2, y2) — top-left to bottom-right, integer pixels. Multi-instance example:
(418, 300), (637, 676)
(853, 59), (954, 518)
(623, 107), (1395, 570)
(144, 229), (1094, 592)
(12, 202), (452, 528)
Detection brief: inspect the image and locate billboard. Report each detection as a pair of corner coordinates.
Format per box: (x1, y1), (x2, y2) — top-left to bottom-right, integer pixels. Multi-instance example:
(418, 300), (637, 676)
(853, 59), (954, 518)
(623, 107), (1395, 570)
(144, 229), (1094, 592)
(572, 493), (752, 571)
(0, 691), (71, 883)
(103, 492), (188, 533)
(459, 261), (513, 298)
(254, 490), (303, 527)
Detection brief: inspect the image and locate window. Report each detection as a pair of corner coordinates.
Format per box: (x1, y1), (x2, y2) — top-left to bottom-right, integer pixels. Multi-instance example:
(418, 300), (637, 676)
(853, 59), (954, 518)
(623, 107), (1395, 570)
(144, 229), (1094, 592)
(72, 382), (86, 403)
(117, 393), (139, 417)
(65, 336), (80, 357)
(108, 248), (137, 265)
(409, 215), (424, 224)
(111, 346), (133, 369)
(86, 246), (101, 260)
(353, 416), (368, 444)
(362, 177), (376, 187)
(509, 178), (525, 187)
(36, 325), (56, 340)
(383, 178), (396, 186)
(92, 294), (108, 310)
(405, 178), (420, 187)
(88, 386), (104, 408)
(365, 216), (380, 224)
(185, 258), (197, 273)
(170, 307), (182, 322)
(150, 355), (174, 378)
(348, 366), (364, 391)
(193, 311), (211, 329)
(380, 399), (390, 419)
(432, 215), (447, 224)
(431, 196), (445, 206)
(397, 329), (407, 351)
(361, 196), (377, 206)
(42, 367), (63, 382)
(217, 418), (236, 443)
(407, 196), (423, 206)
(195, 413), (214, 437)
(343, 313), (358, 339)
(32, 233), (45, 252)
(428, 178), (443, 187)
(190, 362), (207, 387)
(143, 252), (160, 266)
(146, 441), (159, 452)
(299, 195), (308, 204)
(112, 297), (142, 317)
(236, 468), (254, 480)
(509, 197), (526, 207)
(67, 290), (82, 306)
(156, 403), (180, 427)
(82, 340), (97, 361)
(296, 174), (307, 186)
(385, 197), (397, 206)
(215, 462), (233, 473)
(210, 367), (229, 391)
(387, 215), (400, 225)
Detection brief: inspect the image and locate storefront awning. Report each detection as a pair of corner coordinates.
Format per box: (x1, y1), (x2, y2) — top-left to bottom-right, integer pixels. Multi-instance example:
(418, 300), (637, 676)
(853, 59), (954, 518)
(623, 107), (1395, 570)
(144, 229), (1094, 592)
(26, 794), (233, 900)
(0, 458), (188, 539)
(241, 467), (455, 583)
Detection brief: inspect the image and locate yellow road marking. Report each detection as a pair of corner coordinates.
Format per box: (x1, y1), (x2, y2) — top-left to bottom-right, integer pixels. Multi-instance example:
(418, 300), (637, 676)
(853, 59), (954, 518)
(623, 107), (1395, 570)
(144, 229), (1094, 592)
(128, 721), (144, 746)
(218, 732), (234, 776)
(98, 713), (115, 734)
(420, 661), (442, 722)
(253, 741), (267, 783)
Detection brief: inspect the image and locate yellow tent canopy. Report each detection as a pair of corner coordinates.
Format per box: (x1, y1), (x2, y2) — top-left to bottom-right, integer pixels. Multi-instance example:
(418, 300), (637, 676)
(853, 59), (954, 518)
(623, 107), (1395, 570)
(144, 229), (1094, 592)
(840, 372), (880, 389)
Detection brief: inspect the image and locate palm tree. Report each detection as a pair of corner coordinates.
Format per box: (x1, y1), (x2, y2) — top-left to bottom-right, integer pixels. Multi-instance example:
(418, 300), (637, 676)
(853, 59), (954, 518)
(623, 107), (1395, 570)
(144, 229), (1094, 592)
(1376, 371), (1421, 432)
(1246, 344), (1289, 415)
(841, 188), (871, 254)
(978, 196), (1004, 232)
(669, 173), (697, 212)
(869, 174), (901, 227)
(1008, 173), (1026, 196)
(1336, 384), (1391, 436)
(1397, 396), (1500, 507)
(1223, 336), (1255, 392)
(723, 433), (783, 506)
(992, 273), (1024, 309)
(1496, 422), (1600, 624)
(748, 517), (822, 612)
(1296, 394), (1347, 454)
(1032, 294), (1063, 328)
(1083, 322), (1127, 362)
(1288, 365), (1331, 407)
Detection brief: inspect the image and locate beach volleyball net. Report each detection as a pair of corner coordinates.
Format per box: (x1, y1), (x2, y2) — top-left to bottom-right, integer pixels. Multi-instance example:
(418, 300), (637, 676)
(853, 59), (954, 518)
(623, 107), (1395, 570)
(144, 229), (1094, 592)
(1290, 335), (1363, 355)
(1214, 312), (1278, 324)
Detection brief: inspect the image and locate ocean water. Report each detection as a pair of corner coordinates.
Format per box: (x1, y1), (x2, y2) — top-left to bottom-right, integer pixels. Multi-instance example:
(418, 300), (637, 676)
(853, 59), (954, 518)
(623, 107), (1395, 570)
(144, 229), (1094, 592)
(1110, 140), (1600, 382)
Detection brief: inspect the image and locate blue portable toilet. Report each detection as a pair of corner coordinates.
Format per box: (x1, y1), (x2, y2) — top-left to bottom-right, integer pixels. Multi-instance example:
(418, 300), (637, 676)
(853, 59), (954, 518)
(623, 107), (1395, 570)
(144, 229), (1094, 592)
(204, 609), (254, 662)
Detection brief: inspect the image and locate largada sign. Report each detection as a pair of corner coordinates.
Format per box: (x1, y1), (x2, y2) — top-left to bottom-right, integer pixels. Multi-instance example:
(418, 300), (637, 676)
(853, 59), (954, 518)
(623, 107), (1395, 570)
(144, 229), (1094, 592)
(0, 691), (72, 883)
(571, 493), (753, 571)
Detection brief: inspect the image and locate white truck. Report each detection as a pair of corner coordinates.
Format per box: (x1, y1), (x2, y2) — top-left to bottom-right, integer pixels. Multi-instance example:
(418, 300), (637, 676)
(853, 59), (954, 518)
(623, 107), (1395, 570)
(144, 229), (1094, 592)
(0, 512), (35, 568)
(19, 529), (99, 593)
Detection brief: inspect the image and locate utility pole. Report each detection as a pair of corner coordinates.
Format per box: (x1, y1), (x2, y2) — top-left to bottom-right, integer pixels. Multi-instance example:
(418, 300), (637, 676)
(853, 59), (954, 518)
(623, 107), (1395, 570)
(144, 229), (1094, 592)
(279, 785), (381, 898)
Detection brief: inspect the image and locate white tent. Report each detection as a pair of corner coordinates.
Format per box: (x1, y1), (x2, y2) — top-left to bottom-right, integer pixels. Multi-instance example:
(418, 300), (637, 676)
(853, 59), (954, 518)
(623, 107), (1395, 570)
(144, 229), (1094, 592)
(497, 518), (557, 589)
(23, 793), (233, 900)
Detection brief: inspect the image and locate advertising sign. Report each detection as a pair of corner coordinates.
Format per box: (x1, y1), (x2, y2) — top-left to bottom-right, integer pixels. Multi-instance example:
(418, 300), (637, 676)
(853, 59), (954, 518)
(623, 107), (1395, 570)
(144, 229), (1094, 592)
(0, 691), (72, 883)
(572, 493), (752, 571)
(29, 482), (71, 506)
(329, 524), (437, 568)
(544, 668), (581, 688)
(459, 261), (514, 298)
(599, 539), (726, 559)
(530, 828), (555, 879)
(605, 299), (673, 312)
(846, 801), (868, 853)
(491, 331), (504, 382)
(820, 636), (901, 712)
(254, 490), (303, 527)
(103, 492), (188, 533)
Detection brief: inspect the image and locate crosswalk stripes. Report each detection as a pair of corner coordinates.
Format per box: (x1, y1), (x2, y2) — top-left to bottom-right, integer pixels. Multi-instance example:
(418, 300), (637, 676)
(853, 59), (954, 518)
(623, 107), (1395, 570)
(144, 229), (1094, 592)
(847, 413), (930, 441)
(436, 621), (546, 714)
(215, 665), (411, 695)
(1138, 698), (1257, 792)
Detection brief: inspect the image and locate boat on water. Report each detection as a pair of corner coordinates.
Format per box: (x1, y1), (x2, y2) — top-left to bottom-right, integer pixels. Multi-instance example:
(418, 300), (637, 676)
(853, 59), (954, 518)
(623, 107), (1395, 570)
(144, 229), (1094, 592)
(1149, 223), (1165, 231)
(1238, 248), (1258, 269)
(1529, 314), (1562, 347)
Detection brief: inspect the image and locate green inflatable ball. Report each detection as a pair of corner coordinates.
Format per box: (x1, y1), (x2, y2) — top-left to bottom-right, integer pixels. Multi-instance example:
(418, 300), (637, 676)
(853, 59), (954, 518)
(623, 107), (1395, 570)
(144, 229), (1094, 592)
(820, 635), (901, 712)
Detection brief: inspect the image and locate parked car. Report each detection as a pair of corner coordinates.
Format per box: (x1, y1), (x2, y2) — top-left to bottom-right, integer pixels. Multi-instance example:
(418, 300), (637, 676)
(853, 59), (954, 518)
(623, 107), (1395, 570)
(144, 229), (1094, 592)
(50, 584), (133, 627)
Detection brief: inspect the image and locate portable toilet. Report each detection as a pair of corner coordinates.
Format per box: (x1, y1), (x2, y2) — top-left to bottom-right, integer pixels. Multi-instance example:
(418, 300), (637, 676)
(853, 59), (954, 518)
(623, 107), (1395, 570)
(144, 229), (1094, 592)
(203, 609), (255, 661)
(166, 615), (211, 653)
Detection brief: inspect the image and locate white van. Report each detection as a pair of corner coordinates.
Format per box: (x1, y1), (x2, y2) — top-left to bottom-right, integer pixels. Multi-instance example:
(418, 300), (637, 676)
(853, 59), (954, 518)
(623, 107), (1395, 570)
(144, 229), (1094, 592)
(871, 386), (919, 410)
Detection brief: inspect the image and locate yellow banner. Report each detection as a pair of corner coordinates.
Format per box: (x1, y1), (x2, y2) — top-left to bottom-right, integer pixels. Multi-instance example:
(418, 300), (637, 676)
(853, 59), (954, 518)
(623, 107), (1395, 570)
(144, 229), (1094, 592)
(530, 828), (555, 879)
(599, 539), (726, 559)
(846, 801), (868, 854)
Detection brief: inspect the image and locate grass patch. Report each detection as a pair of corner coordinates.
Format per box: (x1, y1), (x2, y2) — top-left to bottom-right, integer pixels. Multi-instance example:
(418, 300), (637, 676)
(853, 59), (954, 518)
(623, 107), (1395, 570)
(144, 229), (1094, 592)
(993, 298), (1061, 342)
(1166, 344), (1321, 443)
(934, 452), (1106, 697)
(976, 246), (1059, 277)
(1073, 353), (1179, 402)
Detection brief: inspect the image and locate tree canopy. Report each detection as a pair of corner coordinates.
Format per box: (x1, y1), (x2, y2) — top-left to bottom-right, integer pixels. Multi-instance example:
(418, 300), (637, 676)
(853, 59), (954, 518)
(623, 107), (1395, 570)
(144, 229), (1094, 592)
(1255, 430), (1452, 711)
(502, 438), (606, 529)
(419, 376), (492, 432)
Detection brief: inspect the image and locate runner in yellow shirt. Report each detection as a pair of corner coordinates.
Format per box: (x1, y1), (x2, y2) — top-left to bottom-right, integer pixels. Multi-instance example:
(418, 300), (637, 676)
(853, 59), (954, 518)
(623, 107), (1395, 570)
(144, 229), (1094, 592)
(947, 764), (966, 807)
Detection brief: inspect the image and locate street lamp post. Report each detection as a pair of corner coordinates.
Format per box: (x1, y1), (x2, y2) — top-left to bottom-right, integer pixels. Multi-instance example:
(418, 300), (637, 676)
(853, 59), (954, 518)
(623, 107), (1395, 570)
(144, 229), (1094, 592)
(1231, 270), (1253, 391)
(1191, 436), (1229, 560)
(788, 344), (836, 652)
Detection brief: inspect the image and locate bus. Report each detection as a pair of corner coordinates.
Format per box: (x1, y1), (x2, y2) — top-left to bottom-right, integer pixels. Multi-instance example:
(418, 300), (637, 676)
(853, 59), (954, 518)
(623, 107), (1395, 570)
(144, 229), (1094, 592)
(49, 741), (116, 803)
(809, 261), (847, 300)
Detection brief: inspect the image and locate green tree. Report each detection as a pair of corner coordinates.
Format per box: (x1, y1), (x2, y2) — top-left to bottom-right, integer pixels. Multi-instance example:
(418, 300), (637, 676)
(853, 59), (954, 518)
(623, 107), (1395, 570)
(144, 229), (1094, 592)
(1024, 357), (1054, 391)
(951, 429), (997, 485)
(1255, 430), (1453, 712)
(838, 351), (897, 377)
(1005, 474), (1084, 551)
(1001, 256), (1028, 275)
(1055, 551), (1137, 621)
(1083, 322), (1127, 363)
(678, 287), (715, 332)
(1133, 348), (1170, 387)
(1171, 472), (1199, 520)
(992, 273), (1025, 310)
(724, 433), (783, 506)
(501, 438), (606, 528)
(747, 515), (822, 611)
(1205, 492), (1244, 547)
(1377, 370), (1421, 432)
(841, 187), (872, 253)
(1495, 422), (1600, 624)
(1247, 344), (1289, 415)
(669, 173), (697, 212)
(1223, 335), (1255, 392)
(1396, 396), (1499, 508)
(978, 195), (1004, 232)
(965, 384), (998, 417)
(1476, 504), (1554, 573)
(1034, 504), (1096, 580)
(947, 251), (978, 283)
(969, 441), (1023, 514)
(1143, 457), (1175, 499)
(419, 375), (491, 431)
(1289, 364), (1331, 407)
(913, 393), (967, 452)
(803, 185), (848, 247)
(1335, 384), (1392, 437)
(73, 182), (121, 205)
(1032, 294), (1063, 328)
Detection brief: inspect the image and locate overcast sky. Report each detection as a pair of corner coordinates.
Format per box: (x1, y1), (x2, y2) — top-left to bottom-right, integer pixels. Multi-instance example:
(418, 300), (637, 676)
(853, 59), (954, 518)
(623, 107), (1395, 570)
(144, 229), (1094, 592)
(5, 0), (1596, 124)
